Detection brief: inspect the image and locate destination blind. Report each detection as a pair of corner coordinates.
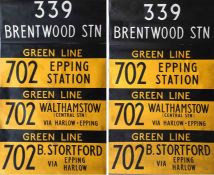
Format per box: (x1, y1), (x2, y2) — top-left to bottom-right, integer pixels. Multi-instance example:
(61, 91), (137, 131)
(0, 0), (106, 174)
(109, 0), (214, 174)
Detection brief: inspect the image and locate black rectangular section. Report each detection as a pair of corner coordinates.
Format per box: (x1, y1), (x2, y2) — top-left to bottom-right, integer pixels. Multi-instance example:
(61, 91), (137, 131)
(0, 0), (106, 43)
(1, 44), (106, 58)
(110, 0), (214, 59)
(0, 0), (106, 58)
(110, 88), (214, 101)
(109, 129), (214, 143)
(0, 129), (106, 143)
(110, 47), (214, 60)
(0, 88), (106, 100)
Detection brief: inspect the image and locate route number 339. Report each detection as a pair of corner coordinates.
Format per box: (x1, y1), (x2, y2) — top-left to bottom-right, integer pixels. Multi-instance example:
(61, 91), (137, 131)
(34, 1), (72, 18)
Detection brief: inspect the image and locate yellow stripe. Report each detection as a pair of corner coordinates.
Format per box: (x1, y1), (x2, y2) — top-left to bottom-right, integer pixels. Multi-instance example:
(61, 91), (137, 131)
(110, 60), (214, 89)
(0, 100), (106, 130)
(0, 142), (106, 174)
(0, 58), (106, 88)
(109, 142), (214, 174)
(109, 101), (214, 130)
